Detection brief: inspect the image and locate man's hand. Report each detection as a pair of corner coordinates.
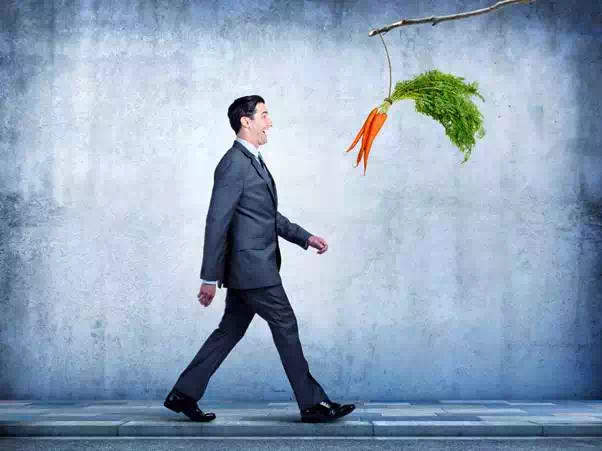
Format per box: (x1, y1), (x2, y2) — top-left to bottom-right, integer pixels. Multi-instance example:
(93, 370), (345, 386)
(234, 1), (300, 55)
(308, 235), (328, 254)
(197, 283), (217, 307)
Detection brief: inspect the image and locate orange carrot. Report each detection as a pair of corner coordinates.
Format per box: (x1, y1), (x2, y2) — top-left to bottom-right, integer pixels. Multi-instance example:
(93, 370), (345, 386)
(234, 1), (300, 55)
(353, 111), (378, 168)
(361, 112), (388, 175)
(346, 99), (392, 174)
(346, 108), (377, 153)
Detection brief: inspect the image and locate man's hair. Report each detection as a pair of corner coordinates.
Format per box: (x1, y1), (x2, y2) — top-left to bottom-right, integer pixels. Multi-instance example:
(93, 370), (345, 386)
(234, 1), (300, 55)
(227, 95), (265, 134)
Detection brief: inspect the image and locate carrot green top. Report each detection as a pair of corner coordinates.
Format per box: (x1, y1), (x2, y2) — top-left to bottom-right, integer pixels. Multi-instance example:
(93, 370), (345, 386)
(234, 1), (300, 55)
(389, 69), (486, 163)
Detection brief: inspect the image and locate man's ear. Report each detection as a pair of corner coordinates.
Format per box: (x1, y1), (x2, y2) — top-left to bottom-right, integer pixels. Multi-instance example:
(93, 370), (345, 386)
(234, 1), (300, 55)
(240, 117), (249, 129)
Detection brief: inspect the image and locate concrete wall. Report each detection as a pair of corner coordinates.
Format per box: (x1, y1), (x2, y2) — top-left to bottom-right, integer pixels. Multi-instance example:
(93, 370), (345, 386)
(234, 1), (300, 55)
(1, 0), (601, 401)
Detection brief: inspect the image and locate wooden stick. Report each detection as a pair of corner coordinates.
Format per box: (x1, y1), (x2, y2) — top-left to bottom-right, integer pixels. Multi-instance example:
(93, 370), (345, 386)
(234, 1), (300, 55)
(368, 0), (536, 36)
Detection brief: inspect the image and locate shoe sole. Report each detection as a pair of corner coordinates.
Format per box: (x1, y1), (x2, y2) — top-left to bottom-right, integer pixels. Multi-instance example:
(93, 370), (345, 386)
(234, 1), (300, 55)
(301, 417), (335, 423)
(165, 401), (216, 422)
(301, 406), (355, 423)
(335, 406), (355, 419)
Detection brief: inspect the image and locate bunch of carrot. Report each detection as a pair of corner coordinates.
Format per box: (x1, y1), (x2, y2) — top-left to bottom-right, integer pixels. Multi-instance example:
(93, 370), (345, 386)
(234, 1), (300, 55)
(345, 98), (392, 176)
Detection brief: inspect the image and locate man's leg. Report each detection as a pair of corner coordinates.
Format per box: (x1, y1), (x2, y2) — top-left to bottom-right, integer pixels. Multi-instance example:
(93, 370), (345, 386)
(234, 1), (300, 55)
(241, 284), (328, 410)
(174, 288), (254, 400)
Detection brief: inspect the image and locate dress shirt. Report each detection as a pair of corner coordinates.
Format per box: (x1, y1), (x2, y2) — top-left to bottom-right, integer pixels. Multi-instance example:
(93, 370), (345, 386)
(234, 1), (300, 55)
(201, 138), (264, 285)
(235, 137), (261, 162)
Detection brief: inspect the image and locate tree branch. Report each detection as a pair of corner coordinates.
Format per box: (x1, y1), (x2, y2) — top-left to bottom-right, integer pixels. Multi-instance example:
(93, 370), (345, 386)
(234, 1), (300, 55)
(368, 0), (536, 36)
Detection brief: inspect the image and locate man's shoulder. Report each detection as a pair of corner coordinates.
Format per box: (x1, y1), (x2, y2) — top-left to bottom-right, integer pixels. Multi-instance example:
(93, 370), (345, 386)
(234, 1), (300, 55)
(214, 143), (251, 175)
(221, 143), (252, 164)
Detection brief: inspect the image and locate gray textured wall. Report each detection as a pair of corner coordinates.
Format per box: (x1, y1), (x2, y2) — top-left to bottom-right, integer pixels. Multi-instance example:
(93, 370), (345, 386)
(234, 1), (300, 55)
(1, 0), (601, 401)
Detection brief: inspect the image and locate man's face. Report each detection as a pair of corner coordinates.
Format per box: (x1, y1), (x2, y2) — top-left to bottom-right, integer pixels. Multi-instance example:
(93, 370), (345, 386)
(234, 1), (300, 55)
(242, 103), (272, 147)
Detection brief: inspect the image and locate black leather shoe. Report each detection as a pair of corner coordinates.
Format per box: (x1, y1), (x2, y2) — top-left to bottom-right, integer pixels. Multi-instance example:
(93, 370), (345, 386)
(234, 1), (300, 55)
(300, 399), (356, 423)
(163, 388), (216, 422)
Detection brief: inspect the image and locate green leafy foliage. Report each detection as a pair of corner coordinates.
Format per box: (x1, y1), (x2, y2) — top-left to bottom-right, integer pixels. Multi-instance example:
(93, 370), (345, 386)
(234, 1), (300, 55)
(391, 69), (485, 163)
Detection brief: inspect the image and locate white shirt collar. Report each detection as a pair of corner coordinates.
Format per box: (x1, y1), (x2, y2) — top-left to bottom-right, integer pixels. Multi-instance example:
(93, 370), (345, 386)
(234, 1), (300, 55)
(235, 137), (261, 161)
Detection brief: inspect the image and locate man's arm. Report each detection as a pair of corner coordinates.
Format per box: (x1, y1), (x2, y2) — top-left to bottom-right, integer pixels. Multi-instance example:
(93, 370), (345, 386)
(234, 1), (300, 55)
(200, 157), (245, 283)
(276, 211), (312, 250)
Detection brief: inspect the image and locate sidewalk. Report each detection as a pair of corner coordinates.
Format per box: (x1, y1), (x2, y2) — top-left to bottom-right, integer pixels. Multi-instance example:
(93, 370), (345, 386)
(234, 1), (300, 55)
(1, 400), (602, 437)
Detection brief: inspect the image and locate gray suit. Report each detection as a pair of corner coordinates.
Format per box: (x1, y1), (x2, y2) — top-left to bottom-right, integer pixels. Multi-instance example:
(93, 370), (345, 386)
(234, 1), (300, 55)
(200, 139), (310, 289)
(174, 140), (328, 410)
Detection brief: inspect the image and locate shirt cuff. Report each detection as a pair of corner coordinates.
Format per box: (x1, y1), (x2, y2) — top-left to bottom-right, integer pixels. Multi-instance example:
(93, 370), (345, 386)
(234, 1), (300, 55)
(201, 279), (218, 285)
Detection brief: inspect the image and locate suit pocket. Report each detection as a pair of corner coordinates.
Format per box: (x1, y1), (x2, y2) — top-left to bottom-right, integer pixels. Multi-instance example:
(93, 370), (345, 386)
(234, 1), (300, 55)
(234, 236), (267, 251)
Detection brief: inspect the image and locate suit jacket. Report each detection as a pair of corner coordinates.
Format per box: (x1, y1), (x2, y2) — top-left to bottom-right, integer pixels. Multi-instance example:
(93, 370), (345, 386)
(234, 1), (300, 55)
(200, 140), (312, 290)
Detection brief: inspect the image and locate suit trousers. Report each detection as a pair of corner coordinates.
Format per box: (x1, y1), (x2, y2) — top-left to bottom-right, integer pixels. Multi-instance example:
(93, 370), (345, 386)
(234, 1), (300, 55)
(173, 283), (328, 410)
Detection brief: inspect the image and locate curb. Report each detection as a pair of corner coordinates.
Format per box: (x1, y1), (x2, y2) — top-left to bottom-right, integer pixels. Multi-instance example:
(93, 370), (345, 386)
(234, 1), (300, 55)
(2, 420), (602, 437)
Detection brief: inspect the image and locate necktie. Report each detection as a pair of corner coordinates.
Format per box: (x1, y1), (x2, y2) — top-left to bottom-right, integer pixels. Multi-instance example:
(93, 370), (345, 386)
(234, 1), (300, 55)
(258, 152), (275, 189)
(258, 152), (268, 174)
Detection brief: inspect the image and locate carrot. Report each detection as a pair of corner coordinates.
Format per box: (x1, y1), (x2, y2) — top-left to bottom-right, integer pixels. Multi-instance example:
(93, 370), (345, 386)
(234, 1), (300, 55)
(346, 100), (391, 174)
(346, 108), (377, 153)
(353, 111), (378, 168)
(361, 112), (388, 175)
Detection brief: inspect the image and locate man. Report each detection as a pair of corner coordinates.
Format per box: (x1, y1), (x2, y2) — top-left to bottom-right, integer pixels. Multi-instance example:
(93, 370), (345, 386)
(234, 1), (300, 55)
(164, 95), (355, 423)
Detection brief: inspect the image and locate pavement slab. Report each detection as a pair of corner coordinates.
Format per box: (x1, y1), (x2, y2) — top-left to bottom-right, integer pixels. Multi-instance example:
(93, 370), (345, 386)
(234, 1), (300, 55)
(2, 399), (602, 437)
(0, 421), (125, 437)
(440, 408), (527, 414)
(478, 415), (602, 423)
(506, 402), (559, 406)
(542, 423), (602, 436)
(439, 400), (512, 405)
(118, 419), (374, 437)
(373, 420), (544, 437)
(364, 402), (412, 406)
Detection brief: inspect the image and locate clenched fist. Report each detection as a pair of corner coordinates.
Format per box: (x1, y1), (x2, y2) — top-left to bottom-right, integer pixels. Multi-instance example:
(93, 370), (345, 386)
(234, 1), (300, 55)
(307, 235), (328, 254)
(197, 283), (217, 308)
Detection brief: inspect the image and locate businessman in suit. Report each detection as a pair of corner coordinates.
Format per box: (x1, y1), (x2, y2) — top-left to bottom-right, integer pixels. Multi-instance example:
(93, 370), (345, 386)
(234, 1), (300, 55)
(164, 95), (355, 423)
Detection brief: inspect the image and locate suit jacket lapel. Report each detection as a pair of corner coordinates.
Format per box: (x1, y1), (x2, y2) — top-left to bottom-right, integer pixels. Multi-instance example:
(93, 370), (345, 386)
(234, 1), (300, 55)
(232, 140), (278, 208)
